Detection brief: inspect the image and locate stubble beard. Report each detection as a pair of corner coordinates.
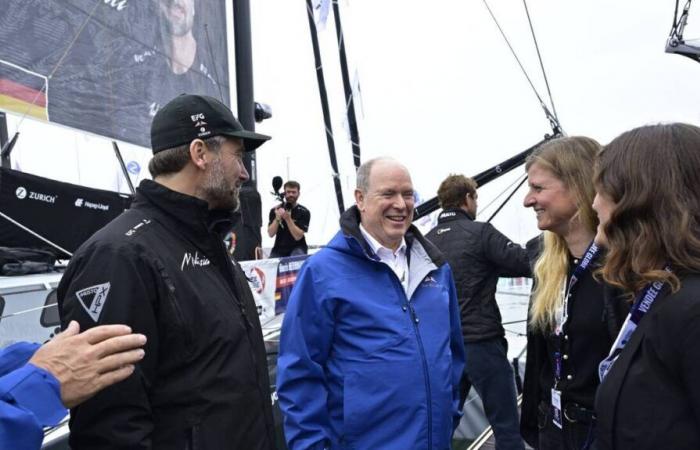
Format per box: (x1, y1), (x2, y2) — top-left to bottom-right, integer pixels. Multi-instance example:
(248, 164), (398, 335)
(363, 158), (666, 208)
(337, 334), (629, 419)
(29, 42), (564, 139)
(201, 160), (240, 211)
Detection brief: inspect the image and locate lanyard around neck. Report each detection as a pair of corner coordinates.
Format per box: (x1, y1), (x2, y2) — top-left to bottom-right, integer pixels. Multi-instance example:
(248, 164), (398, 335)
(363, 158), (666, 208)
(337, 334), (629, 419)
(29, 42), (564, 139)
(598, 267), (671, 381)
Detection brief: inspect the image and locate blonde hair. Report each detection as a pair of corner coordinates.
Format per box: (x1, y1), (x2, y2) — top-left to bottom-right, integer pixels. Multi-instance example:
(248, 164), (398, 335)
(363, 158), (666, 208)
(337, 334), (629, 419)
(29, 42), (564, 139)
(526, 136), (601, 332)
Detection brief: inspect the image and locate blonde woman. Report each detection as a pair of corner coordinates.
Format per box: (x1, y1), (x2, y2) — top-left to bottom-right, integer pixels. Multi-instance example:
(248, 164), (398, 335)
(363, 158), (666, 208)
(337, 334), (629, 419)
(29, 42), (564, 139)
(519, 137), (628, 450)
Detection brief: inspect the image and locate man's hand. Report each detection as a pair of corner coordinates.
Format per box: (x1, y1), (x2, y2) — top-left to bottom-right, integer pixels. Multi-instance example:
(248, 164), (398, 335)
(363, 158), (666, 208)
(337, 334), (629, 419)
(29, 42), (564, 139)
(275, 207), (286, 221)
(280, 209), (292, 222)
(29, 321), (147, 408)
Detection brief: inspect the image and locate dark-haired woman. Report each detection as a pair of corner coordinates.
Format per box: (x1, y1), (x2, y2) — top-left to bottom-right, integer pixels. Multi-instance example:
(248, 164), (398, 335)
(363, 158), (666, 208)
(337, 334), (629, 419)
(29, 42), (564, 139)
(520, 137), (628, 450)
(593, 123), (700, 450)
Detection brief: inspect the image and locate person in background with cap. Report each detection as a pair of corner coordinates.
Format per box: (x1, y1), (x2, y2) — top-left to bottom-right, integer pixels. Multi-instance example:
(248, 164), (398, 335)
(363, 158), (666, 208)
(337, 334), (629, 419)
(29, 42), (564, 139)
(57, 94), (276, 450)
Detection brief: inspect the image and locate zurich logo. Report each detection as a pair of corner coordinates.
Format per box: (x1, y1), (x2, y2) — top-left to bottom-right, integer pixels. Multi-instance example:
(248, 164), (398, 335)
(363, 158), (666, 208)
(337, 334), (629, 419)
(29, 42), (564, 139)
(15, 187), (27, 199)
(126, 161), (141, 175)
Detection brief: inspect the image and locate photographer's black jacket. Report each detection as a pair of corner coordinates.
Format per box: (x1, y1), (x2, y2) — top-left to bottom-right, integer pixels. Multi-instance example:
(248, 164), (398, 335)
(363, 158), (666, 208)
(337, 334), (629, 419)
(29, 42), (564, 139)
(58, 180), (275, 450)
(426, 208), (531, 342)
(268, 203), (310, 256)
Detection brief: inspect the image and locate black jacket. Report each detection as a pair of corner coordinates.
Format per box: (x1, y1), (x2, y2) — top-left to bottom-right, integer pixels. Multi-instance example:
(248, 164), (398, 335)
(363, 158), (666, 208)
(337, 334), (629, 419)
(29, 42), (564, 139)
(58, 180), (275, 450)
(520, 236), (628, 449)
(425, 208), (531, 342)
(595, 275), (700, 450)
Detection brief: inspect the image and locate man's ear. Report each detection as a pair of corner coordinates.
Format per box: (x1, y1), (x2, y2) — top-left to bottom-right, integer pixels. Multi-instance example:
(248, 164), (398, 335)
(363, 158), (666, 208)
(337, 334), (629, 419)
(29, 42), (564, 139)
(354, 189), (365, 211)
(189, 139), (208, 170)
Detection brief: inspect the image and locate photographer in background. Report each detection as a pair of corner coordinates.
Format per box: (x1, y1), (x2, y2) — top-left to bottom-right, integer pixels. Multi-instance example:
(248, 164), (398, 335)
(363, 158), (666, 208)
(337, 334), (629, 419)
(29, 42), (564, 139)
(267, 181), (310, 258)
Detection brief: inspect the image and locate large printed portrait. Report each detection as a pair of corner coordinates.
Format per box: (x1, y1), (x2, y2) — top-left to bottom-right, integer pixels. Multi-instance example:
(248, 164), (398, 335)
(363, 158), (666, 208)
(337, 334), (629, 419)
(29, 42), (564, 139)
(0, 0), (230, 148)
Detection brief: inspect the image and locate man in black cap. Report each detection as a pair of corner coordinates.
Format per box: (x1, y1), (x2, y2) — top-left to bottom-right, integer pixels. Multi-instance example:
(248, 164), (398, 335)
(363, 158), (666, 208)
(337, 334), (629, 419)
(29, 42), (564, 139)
(57, 94), (276, 449)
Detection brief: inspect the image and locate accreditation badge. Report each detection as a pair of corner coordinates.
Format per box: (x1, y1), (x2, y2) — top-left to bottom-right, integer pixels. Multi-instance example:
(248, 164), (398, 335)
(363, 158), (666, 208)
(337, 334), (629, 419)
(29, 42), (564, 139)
(551, 388), (563, 429)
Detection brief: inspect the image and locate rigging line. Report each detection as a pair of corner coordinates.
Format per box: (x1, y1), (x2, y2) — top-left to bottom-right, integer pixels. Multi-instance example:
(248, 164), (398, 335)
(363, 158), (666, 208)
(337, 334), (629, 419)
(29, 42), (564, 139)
(13, 0), (103, 133)
(475, 172), (528, 218)
(204, 23), (226, 103)
(522, 0), (559, 123)
(481, 0), (558, 130)
(486, 174), (528, 223)
(1, 303), (57, 321)
(0, 210), (73, 257)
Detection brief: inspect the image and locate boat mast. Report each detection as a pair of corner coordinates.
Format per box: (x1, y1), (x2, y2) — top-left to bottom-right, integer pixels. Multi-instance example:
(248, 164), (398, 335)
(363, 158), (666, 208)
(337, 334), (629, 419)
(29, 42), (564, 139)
(233, 0), (259, 188)
(332, 0), (362, 171)
(305, 0), (346, 215)
(0, 112), (8, 168)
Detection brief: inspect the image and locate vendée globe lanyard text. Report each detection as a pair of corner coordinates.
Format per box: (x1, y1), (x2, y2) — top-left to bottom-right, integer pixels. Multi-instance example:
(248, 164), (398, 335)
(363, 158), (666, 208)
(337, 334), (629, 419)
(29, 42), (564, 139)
(550, 241), (599, 429)
(553, 241), (599, 385)
(598, 267), (671, 381)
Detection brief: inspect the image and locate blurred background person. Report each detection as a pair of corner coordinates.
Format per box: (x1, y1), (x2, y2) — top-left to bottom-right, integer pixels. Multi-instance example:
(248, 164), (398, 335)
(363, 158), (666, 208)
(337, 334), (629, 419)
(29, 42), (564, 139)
(267, 181), (310, 258)
(427, 173), (529, 450)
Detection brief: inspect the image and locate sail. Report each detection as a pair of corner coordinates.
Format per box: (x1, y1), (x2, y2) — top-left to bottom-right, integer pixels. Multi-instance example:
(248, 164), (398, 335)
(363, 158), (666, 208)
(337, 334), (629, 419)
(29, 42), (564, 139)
(0, 167), (131, 257)
(0, 0), (230, 147)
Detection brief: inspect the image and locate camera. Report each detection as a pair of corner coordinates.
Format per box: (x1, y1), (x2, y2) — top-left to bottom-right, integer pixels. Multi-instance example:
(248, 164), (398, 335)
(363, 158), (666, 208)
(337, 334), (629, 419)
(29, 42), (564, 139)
(272, 175), (292, 208)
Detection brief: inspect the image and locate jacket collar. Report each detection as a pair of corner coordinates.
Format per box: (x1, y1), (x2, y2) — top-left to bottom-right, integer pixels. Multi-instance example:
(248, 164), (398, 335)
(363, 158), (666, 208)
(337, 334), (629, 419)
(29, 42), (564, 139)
(134, 179), (237, 240)
(338, 205), (446, 267)
(437, 207), (474, 223)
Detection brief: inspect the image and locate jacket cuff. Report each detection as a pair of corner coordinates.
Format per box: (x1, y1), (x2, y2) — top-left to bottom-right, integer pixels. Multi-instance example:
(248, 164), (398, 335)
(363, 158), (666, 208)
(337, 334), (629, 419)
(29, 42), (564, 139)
(3, 364), (67, 426)
(0, 342), (41, 376)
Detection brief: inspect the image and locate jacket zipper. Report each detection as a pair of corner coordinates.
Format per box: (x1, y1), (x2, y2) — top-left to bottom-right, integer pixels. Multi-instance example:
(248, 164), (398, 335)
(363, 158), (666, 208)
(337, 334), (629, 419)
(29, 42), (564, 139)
(406, 292), (433, 449)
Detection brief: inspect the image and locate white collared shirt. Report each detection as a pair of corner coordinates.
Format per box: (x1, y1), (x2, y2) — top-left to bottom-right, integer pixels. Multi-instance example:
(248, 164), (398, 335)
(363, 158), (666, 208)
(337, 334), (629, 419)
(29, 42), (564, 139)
(359, 224), (409, 293)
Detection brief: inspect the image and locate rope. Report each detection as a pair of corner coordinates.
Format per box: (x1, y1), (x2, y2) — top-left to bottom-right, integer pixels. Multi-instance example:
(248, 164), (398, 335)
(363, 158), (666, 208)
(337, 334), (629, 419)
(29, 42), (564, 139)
(522, 0), (559, 123)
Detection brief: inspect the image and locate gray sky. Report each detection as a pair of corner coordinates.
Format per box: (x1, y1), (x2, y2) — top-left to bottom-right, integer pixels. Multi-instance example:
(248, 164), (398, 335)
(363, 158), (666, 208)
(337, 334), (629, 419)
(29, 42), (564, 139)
(251, 0), (700, 246)
(6, 0), (700, 249)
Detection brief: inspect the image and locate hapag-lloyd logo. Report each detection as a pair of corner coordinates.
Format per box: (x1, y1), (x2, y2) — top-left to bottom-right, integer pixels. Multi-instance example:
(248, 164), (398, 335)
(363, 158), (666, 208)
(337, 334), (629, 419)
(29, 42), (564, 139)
(181, 251), (210, 271)
(75, 198), (110, 211)
(15, 186), (57, 204)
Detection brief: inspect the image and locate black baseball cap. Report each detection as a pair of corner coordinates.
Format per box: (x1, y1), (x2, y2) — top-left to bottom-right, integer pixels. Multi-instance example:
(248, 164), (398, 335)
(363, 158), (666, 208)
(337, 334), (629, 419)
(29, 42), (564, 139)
(150, 94), (271, 154)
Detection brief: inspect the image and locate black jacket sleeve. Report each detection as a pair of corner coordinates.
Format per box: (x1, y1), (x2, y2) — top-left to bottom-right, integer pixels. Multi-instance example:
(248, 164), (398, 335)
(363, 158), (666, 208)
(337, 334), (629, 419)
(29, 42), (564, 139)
(482, 223), (532, 278)
(57, 242), (160, 449)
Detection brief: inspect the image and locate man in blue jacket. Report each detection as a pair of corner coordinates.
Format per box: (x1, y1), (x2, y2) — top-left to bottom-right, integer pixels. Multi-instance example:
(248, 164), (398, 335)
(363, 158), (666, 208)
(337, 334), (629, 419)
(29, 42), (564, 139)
(0, 321), (146, 450)
(277, 157), (465, 450)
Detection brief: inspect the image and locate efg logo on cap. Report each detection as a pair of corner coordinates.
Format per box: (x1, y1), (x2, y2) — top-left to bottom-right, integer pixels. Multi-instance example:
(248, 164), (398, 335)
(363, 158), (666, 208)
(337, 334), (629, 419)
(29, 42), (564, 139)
(191, 112), (210, 138)
(150, 94), (271, 154)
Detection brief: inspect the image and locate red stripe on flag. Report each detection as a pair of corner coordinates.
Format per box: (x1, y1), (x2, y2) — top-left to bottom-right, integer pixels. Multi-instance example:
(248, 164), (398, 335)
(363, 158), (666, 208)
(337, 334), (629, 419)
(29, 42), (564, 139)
(0, 78), (46, 107)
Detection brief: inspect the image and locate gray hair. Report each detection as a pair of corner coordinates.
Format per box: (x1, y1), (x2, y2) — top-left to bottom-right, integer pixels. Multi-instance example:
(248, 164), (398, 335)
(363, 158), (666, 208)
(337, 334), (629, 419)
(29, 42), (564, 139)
(356, 157), (398, 192)
(148, 135), (227, 178)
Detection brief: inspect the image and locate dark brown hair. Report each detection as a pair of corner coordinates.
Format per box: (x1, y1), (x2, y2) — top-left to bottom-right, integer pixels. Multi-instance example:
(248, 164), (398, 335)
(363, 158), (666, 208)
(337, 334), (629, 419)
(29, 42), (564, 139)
(148, 136), (224, 178)
(437, 174), (477, 209)
(595, 123), (700, 294)
(284, 180), (300, 190)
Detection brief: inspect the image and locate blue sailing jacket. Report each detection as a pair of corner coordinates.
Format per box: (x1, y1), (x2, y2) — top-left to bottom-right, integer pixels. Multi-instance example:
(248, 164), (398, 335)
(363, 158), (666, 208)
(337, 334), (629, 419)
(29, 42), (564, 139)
(277, 206), (465, 450)
(0, 342), (67, 450)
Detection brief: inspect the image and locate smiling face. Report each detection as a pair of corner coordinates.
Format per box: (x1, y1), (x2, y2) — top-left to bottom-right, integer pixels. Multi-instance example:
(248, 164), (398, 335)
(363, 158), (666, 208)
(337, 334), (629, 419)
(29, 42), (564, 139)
(355, 160), (414, 251)
(592, 190), (616, 246)
(523, 162), (578, 236)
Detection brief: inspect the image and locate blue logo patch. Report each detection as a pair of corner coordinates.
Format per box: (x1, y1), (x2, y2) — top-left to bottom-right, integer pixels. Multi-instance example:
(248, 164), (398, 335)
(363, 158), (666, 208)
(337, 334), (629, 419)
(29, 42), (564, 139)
(126, 161), (141, 175)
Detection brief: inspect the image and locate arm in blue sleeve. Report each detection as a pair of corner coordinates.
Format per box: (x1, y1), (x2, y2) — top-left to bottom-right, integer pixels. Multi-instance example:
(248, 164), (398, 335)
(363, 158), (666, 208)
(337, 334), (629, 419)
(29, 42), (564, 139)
(0, 362), (67, 450)
(276, 263), (335, 450)
(447, 273), (466, 430)
(448, 272), (465, 430)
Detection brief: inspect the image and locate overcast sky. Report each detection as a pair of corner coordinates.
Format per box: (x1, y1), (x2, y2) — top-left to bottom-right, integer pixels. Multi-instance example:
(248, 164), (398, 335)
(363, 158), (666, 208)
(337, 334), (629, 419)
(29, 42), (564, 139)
(250, 0), (700, 246)
(7, 0), (700, 249)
